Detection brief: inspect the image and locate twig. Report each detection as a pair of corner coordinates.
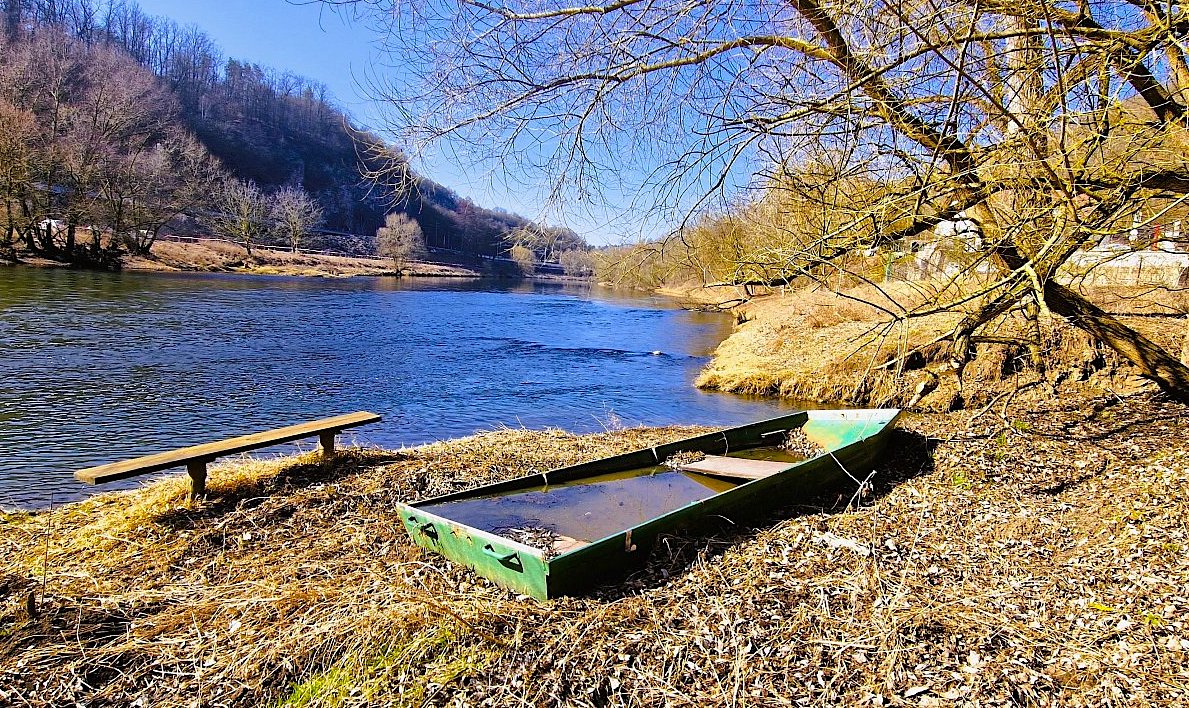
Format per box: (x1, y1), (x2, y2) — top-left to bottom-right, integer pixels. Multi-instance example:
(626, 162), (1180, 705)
(966, 381), (1041, 426)
(829, 451), (877, 509)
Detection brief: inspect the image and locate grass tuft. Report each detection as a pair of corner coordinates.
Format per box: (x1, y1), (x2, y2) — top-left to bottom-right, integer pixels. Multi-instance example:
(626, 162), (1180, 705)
(695, 280), (1186, 410)
(2, 398), (1188, 706)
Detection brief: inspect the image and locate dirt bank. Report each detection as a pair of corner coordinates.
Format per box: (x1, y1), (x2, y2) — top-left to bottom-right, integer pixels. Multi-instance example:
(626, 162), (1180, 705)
(692, 281), (1188, 411)
(2, 394), (1187, 706)
(124, 239), (481, 278)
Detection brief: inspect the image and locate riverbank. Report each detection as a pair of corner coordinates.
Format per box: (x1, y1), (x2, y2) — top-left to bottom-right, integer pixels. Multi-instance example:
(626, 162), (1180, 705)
(685, 280), (1188, 411)
(125, 239), (482, 278)
(8, 239), (596, 281)
(3, 241), (480, 278)
(1, 393), (1186, 706)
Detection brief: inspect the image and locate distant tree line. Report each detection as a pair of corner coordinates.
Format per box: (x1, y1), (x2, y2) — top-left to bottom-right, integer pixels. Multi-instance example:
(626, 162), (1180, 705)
(0, 24), (219, 265)
(0, 0), (591, 267)
(4, 0), (338, 135)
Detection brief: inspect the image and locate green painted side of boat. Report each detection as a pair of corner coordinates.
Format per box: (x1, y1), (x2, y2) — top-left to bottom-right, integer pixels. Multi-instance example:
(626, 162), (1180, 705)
(397, 409), (900, 600)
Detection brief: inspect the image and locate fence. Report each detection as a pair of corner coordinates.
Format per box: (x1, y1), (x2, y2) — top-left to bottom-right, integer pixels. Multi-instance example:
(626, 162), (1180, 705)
(1067, 248), (1189, 288)
(875, 241), (1189, 289)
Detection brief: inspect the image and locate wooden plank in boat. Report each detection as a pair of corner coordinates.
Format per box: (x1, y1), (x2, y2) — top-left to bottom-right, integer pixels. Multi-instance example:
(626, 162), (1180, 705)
(552, 535), (589, 555)
(679, 455), (794, 481)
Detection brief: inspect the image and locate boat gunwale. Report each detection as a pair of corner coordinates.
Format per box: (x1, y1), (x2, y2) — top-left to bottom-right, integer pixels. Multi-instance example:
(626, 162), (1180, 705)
(397, 409), (900, 565)
(403, 410), (811, 508)
(400, 505), (549, 561)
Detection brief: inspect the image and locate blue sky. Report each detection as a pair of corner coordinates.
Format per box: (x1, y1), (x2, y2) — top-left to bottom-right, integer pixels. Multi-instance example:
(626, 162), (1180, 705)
(133, 0), (626, 240)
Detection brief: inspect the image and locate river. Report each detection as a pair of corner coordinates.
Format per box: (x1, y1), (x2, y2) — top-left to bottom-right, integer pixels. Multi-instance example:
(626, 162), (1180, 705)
(0, 267), (795, 509)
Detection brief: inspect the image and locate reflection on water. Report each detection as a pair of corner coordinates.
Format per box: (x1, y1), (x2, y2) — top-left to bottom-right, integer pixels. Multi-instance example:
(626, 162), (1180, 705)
(1, 267), (796, 508)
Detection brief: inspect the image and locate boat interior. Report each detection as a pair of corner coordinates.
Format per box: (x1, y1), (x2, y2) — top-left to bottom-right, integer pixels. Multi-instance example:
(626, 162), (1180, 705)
(418, 444), (812, 557)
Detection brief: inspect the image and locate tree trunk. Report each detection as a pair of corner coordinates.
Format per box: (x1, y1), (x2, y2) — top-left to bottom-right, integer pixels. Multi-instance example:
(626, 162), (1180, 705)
(1044, 281), (1189, 400)
(137, 227), (161, 255)
(1181, 315), (1189, 366)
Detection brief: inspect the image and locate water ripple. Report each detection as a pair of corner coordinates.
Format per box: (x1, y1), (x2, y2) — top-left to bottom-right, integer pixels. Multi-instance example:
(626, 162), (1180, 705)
(0, 269), (795, 509)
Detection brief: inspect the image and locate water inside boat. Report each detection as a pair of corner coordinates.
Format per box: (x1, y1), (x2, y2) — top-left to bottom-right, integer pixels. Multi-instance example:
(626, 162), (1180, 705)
(419, 447), (807, 550)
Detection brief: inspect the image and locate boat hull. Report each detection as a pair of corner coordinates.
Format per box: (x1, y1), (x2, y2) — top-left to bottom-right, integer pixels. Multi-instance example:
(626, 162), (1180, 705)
(397, 409), (900, 599)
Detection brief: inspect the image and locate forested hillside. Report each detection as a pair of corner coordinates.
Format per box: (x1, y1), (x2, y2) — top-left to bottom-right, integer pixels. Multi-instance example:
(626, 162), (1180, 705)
(0, 0), (587, 265)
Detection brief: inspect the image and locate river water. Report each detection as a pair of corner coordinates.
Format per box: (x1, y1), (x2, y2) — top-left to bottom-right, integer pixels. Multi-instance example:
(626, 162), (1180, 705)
(0, 267), (795, 509)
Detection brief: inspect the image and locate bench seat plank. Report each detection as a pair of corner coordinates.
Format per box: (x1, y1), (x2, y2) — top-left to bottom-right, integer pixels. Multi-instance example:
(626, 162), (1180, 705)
(75, 411), (381, 485)
(679, 455), (794, 481)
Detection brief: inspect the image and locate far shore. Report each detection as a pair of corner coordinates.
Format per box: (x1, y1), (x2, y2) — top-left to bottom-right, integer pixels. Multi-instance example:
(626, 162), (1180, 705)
(125, 238), (479, 278)
(5, 238), (591, 282)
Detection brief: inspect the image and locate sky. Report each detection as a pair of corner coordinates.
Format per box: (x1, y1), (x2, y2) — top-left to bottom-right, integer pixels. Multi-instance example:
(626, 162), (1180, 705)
(131, 0), (634, 244)
(133, 1), (377, 125)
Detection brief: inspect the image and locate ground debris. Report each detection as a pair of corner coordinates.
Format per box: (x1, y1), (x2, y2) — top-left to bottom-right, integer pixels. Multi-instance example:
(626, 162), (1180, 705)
(2, 395), (1188, 707)
(663, 450), (706, 469)
(783, 428), (826, 458)
(497, 526), (565, 559)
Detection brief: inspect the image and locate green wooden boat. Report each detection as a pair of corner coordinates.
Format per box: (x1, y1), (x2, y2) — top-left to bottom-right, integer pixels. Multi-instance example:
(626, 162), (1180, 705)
(397, 409), (900, 600)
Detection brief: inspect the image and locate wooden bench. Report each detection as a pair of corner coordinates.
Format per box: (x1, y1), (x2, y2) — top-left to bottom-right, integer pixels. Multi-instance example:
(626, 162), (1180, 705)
(74, 411), (382, 500)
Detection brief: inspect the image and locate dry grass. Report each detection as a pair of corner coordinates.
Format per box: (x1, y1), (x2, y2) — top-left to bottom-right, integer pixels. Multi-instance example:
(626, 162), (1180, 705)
(1081, 285), (1189, 316)
(695, 281), (1187, 411)
(125, 240), (480, 278)
(695, 286), (959, 407)
(2, 399), (1189, 707)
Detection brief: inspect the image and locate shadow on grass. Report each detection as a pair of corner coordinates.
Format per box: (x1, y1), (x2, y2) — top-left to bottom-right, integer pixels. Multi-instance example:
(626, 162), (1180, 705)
(150, 450), (409, 530)
(0, 588), (167, 689)
(587, 428), (938, 601)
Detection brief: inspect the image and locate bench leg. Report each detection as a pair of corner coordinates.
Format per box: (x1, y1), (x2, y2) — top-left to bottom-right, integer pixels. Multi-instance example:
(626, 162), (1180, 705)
(187, 460), (208, 500)
(319, 430), (336, 458)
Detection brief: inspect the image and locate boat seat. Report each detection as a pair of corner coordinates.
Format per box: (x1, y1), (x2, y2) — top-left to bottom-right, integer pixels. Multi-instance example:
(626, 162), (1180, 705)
(679, 455), (794, 481)
(551, 535), (589, 554)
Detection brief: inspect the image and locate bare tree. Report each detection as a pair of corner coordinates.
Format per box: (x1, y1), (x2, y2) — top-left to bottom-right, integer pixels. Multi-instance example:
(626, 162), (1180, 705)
(509, 243), (535, 275)
(376, 211), (425, 272)
(105, 133), (222, 255)
(205, 179), (268, 256)
(331, 0), (1189, 400)
(559, 248), (594, 277)
(0, 25), (216, 264)
(78, 43), (215, 258)
(270, 186), (324, 252)
(0, 25), (89, 256)
(0, 98), (35, 258)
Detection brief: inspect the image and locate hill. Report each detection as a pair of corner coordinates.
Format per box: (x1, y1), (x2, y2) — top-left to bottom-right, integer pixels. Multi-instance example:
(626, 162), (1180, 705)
(0, 0), (587, 264)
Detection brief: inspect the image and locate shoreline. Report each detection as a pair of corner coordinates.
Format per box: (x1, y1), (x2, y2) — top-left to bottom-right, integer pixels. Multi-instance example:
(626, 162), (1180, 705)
(128, 238), (481, 278)
(669, 280), (1186, 411)
(5, 240), (593, 283)
(2, 393), (1186, 705)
